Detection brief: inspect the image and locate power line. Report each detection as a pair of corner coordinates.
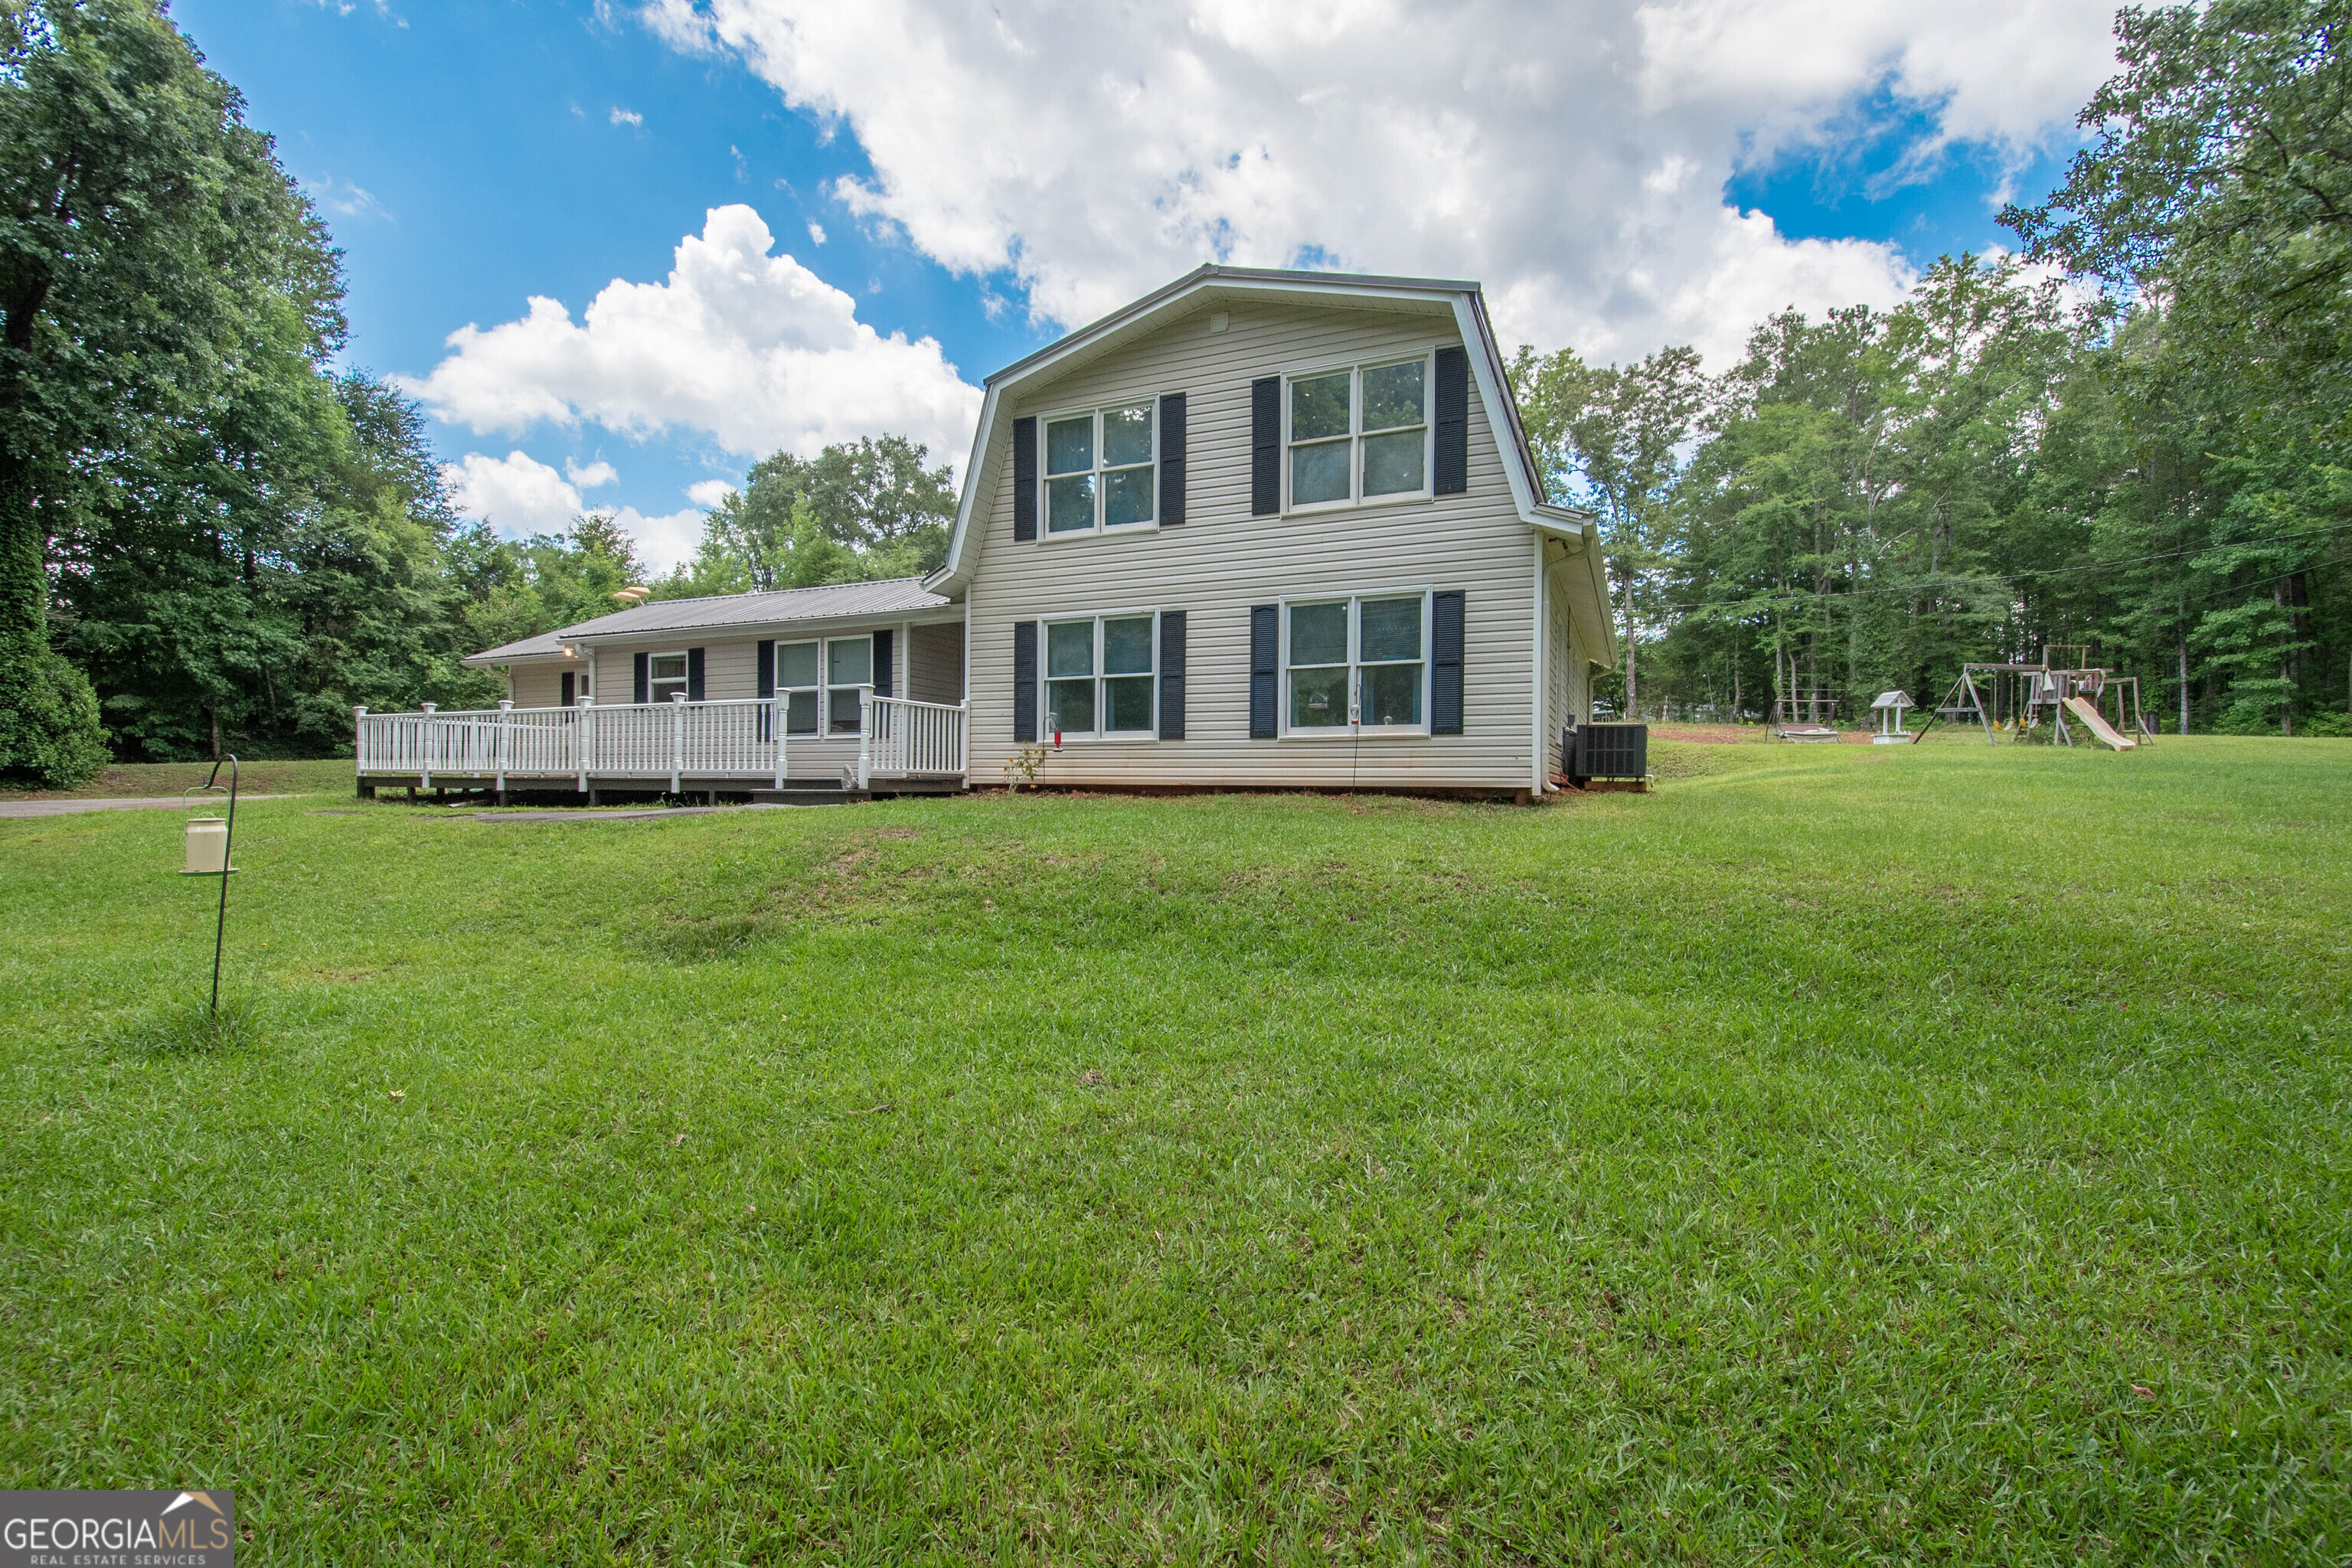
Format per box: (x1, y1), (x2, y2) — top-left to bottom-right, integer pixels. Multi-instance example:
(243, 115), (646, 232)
(1648, 518), (2352, 619)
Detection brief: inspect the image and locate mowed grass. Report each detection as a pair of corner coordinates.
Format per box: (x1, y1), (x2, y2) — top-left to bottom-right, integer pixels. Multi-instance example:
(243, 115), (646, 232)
(2, 740), (2347, 1564)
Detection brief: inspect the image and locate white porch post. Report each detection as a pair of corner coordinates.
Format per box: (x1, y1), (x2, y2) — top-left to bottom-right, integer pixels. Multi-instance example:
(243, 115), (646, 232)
(670, 691), (685, 793)
(495, 699), (511, 796)
(419, 701), (436, 792)
(772, 699), (786, 791)
(857, 686), (873, 789)
(353, 706), (368, 776)
(576, 697), (593, 792)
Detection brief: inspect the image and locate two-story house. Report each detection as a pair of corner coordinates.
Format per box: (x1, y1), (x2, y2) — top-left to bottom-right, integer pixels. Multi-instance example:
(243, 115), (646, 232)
(359, 266), (1615, 802)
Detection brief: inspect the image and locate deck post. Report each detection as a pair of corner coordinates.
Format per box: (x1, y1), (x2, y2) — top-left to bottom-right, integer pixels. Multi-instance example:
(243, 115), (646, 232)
(670, 692), (685, 795)
(495, 699), (511, 802)
(577, 697), (593, 794)
(772, 697), (786, 791)
(857, 687), (873, 790)
(419, 701), (436, 792)
(353, 705), (368, 777)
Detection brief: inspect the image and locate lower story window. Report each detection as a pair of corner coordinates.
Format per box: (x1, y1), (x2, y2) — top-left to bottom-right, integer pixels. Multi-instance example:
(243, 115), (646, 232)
(827, 636), (873, 734)
(1044, 613), (1155, 737)
(648, 651), (689, 704)
(777, 641), (821, 734)
(1285, 593), (1427, 733)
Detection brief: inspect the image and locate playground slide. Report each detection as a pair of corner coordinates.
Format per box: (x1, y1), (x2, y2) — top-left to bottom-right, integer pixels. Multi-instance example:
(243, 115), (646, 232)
(2062, 694), (2137, 750)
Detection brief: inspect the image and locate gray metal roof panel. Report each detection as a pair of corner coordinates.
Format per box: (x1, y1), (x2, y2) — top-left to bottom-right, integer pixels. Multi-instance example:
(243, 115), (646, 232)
(462, 577), (952, 665)
(462, 629), (571, 666)
(554, 577), (949, 639)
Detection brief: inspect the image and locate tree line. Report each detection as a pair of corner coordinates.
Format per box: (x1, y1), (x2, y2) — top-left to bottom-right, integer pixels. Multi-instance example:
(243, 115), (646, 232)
(1511, 0), (2349, 737)
(0, 1), (952, 784)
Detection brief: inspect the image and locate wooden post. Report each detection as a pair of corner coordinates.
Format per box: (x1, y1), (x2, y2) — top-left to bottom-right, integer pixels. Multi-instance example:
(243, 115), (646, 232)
(419, 701), (436, 792)
(857, 687), (873, 790)
(772, 697), (786, 792)
(353, 705), (368, 794)
(671, 691), (685, 795)
(495, 699), (511, 804)
(577, 696), (593, 795)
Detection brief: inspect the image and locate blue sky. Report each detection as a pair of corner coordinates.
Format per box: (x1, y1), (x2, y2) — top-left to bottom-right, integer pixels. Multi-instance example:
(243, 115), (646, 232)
(172, 0), (2115, 571)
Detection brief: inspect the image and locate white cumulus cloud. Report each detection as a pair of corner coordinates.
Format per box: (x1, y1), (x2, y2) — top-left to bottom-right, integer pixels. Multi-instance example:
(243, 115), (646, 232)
(399, 204), (982, 463)
(443, 451), (717, 575)
(611, 106), (645, 127)
(642, 0), (2119, 363)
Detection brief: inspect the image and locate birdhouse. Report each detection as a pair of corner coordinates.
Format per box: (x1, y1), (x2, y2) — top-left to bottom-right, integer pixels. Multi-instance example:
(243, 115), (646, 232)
(185, 816), (230, 874)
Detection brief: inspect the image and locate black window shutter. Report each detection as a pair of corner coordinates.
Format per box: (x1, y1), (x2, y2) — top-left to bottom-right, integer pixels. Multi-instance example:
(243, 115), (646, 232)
(755, 639), (775, 740)
(1158, 610), (1186, 740)
(1432, 590), (1465, 734)
(1250, 378), (1279, 514)
(686, 647), (705, 702)
(1012, 621), (1038, 743)
(633, 651), (649, 704)
(1012, 416), (1037, 541)
(1249, 604), (1277, 738)
(872, 629), (893, 697)
(1434, 347), (1469, 495)
(1158, 393), (1186, 527)
(560, 671), (575, 707)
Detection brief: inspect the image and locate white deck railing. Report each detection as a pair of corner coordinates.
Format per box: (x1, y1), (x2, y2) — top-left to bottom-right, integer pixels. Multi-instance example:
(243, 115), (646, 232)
(355, 692), (966, 792)
(862, 694), (968, 782)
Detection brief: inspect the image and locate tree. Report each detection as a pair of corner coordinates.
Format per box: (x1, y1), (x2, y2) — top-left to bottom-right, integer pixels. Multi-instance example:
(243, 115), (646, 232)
(1510, 344), (1706, 714)
(667, 433), (958, 598)
(2007, 0), (2351, 731)
(0, 0), (319, 782)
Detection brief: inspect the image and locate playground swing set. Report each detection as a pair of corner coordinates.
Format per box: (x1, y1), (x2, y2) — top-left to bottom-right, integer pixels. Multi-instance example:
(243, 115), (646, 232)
(1911, 645), (2156, 750)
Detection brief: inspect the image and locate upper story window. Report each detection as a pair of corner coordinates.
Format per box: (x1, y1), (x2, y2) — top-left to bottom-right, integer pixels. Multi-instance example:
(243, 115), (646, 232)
(1283, 593), (1429, 734)
(648, 652), (690, 704)
(1287, 356), (1429, 512)
(1044, 403), (1155, 534)
(1044, 612), (1157, 739)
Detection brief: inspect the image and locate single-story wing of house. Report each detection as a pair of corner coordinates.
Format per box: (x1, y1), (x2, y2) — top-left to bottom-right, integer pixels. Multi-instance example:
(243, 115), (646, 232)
(357, 265), (1616, 802)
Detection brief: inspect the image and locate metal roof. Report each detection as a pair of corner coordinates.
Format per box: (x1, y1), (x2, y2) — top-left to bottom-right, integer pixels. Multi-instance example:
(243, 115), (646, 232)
(462, 577), (952, 666)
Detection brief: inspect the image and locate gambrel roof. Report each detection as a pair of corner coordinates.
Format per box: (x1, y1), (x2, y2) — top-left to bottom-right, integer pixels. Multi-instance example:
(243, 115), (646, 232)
(923, 264), (1612, 662)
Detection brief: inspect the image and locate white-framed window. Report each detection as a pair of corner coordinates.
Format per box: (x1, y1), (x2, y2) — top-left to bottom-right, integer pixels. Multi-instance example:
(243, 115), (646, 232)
(1041, 402), (1156, 535)
(648, 650), (689, 704)
(1042, 612), (1158, 739)
(1285, 354), (1431, 512)
(826, 636), (873, 734)
(1282, 593), (1429, 735)
(776, 640), (821, 735)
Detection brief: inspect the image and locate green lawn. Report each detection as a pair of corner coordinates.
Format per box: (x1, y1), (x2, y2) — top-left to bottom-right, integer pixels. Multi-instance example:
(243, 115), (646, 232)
(4, 739), (2347, 1563)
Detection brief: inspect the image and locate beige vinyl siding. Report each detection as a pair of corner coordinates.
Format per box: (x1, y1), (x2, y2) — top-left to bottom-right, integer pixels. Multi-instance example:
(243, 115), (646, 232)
(967, 299), (1538, 790)
(508, 664), (570, 710)
(909, 622), (965, 704)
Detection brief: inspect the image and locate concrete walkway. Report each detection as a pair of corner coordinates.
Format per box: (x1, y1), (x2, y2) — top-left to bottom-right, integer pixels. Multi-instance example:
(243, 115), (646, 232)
(0, 794), (295, 819)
